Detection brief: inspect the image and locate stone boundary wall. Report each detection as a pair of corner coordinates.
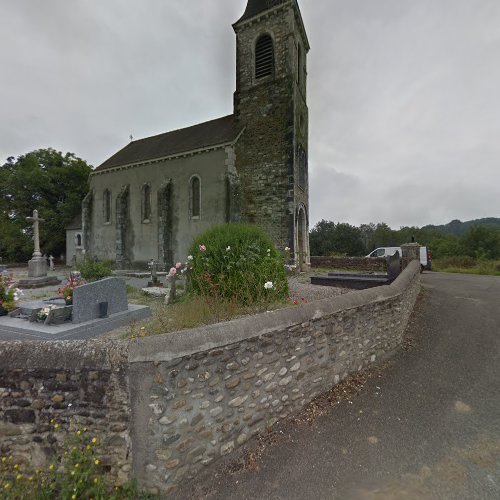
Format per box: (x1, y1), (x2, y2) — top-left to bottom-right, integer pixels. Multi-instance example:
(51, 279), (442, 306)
(0, 261), (420, 496)
(0, 341), (131, 484)
(128, 260), (421, 495)
(311, 255), (386, 272)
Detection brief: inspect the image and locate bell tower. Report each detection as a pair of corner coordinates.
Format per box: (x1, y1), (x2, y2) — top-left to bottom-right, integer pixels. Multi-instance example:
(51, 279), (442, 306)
(233, 0), (310, 270)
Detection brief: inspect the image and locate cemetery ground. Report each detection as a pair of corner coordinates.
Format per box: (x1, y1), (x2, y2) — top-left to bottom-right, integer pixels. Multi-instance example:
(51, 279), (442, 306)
(1, 265), (351, 341)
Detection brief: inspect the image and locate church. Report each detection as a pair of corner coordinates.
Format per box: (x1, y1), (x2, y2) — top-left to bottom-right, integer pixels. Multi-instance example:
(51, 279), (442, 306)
(82, 0), (310, 270)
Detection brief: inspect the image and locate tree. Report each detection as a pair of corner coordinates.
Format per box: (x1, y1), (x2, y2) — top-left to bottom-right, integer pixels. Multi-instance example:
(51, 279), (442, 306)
(460, 225), (500, 260)
(309, 220), (365, 256)
(0, 148), (92, 262)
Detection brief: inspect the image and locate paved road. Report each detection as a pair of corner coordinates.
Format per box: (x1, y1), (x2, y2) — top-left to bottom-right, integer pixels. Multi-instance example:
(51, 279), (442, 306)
(188, 272), (500, 500)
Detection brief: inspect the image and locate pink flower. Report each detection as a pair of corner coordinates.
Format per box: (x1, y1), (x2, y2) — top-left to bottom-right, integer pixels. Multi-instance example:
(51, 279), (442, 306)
(199, 244), (206, 252)
(175, 262), (182, 269)
(169, 267), (177, 277)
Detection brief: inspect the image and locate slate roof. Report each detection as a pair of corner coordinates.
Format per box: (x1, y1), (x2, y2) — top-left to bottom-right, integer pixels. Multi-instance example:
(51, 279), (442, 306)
(66, 213), (82, 230)
(236, 0), (288, 24)
(94, 114), (242, 172)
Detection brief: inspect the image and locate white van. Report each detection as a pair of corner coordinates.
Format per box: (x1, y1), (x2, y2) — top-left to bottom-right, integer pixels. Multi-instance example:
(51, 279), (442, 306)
(366, 247), (432, 271)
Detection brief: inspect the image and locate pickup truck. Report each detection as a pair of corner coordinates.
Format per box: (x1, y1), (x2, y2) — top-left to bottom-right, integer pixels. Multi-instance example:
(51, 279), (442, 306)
(366, 246), (432, 271)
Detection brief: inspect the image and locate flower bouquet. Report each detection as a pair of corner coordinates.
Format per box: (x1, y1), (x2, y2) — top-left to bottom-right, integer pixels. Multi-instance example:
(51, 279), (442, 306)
(58, 274), (86, 305)
(0, 275), (21, 315)
(36, 304), (58, 322)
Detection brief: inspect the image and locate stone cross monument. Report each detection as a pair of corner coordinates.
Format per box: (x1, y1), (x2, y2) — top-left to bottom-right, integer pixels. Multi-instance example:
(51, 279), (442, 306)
(27, 210), (43, 258)
(16, 210), (61, 289)
(26, 209), (48, 278)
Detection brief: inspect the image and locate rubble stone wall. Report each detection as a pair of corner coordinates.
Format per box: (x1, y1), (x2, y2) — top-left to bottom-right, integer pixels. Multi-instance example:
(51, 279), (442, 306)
(0, 341), (131, 484)
(128, 260), (421, 495)
(0, 262), (420, 496)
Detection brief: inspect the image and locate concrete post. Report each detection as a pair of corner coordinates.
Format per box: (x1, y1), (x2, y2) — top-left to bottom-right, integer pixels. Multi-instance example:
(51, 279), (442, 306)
(401, 243), (421, 270)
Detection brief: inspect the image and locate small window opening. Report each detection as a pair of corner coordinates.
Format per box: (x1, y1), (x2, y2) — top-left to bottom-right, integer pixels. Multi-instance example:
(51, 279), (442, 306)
(76, 234), (82, 247)
(297, 43), (302, 85)
(190, 176), (201, 218)
(142, 184), (151, 222)
(104, 189), (111, 223)
(255, 35), (274, 79)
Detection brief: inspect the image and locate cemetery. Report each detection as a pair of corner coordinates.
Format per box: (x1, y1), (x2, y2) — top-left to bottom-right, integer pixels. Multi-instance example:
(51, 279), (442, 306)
(0, 209), (150, 341)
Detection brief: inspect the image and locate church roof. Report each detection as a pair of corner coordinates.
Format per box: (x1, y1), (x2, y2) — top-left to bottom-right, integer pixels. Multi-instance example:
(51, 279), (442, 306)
(94, 114), (242, 172)
(66, 213), (82, 230)
(236, 0), (288, 24)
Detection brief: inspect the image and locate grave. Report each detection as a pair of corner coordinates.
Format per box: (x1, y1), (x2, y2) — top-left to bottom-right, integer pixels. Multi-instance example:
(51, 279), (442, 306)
(0, 277), (150, 341)
(311, 252), (402, 290)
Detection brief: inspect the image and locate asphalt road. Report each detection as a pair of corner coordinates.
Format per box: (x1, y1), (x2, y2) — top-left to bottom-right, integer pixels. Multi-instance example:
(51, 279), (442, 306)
(186, 272), (500, 500)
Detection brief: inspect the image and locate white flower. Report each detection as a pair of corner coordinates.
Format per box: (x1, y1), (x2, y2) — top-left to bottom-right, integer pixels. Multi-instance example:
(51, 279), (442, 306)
(187, 255), (193, 262)
(226, 246), (231, 252)
(285, 247), (291, 252)
(264, 281), (274, 290)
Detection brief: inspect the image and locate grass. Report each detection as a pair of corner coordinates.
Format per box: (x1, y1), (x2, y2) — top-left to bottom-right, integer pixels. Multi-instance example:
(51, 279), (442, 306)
(432, 258), (500, 276)
(126, 293), (296, 339)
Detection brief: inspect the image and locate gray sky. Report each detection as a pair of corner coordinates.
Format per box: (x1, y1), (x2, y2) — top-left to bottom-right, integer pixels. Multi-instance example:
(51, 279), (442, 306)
(1, 0), (499, 228)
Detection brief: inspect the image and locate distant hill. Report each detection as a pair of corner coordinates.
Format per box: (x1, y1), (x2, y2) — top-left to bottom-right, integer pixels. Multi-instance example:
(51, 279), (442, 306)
(422, 218), (500, 236)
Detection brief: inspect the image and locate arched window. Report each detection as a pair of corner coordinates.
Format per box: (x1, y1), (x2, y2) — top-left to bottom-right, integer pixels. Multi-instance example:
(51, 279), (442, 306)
(103, 189), (111, 223)
(142, 184), (151, 222)
(76, 234), (82, 247)
(190, 176), (201, 219)
(255, 34), (274, 79)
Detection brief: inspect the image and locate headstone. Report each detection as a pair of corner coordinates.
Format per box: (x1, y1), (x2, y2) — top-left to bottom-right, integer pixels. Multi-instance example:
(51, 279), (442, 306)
(386, 251), (401, 281)
(72, 277), (128, 324)
(48, 255), (55, 271)
(45, 306), (72, 325)
(148, 259), (161, 287)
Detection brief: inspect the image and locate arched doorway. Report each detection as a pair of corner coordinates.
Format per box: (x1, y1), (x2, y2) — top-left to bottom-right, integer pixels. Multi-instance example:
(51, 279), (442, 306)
(297, 205), (309, 272)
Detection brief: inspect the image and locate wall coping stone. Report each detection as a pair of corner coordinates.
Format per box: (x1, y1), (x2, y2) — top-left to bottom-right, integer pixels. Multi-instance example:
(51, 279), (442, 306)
(0, 339), (128, 370)
(128, 260), (420, 364)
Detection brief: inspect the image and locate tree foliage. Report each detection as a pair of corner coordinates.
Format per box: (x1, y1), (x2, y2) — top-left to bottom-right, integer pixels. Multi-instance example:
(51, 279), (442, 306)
(0, 148), (92, 262)
(310, 220), (365, 257)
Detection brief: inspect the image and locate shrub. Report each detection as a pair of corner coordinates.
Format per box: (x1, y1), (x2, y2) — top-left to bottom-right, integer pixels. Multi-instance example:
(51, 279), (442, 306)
(187, 223), (288, 305)
(77, 257), (113, 282)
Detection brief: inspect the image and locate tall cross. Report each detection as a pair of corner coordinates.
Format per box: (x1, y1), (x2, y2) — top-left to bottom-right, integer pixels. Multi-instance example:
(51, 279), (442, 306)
(26, 209), (45, 259)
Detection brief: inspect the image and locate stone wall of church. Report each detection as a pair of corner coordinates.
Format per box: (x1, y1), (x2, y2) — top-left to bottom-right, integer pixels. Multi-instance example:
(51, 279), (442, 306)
(234, 6), (301, 252)
(88, 148), (230, 267)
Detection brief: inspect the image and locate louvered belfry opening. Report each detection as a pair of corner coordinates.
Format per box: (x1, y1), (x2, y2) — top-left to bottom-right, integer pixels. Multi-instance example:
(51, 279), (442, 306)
(255, 35), (274, 79)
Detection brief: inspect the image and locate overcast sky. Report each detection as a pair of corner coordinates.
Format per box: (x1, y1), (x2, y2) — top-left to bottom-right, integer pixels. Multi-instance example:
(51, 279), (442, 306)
(1, 0), (499, 228)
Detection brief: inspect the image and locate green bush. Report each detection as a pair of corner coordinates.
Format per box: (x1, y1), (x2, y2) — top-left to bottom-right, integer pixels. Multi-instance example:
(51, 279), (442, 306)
(77, 257), (113, 282)
(186, 223), (288, 305)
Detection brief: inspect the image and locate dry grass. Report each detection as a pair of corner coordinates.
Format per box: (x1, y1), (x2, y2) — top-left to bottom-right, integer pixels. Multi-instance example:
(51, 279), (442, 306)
(126, 294), (292, 339)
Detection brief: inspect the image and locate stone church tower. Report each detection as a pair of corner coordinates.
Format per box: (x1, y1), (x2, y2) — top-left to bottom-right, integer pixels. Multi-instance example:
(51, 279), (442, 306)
(83, 0), (310, 270)
(233, 0), (310, 269)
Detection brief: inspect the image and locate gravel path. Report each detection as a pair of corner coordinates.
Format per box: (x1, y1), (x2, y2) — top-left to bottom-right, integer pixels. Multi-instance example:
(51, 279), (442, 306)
(287, 275), (351, 302)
